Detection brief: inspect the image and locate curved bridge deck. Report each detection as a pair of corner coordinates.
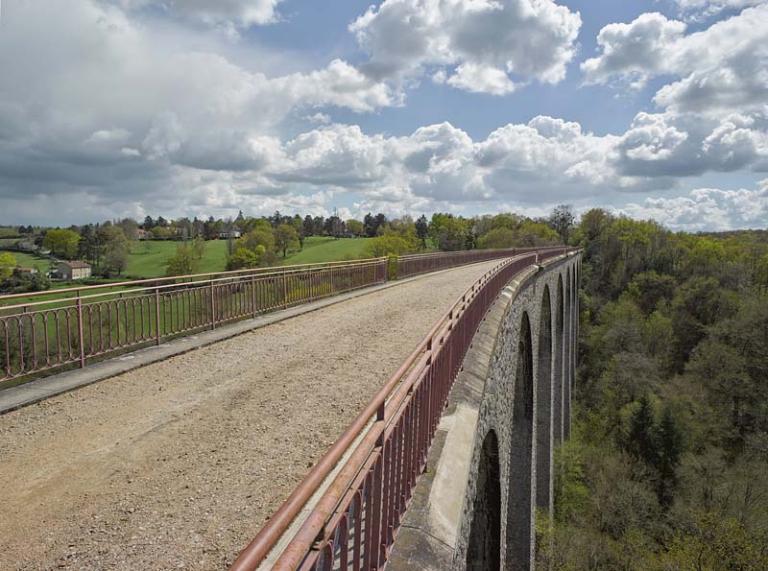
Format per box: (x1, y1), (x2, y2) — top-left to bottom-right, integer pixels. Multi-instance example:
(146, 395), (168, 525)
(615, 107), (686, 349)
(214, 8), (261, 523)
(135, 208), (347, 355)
(0, 261), (502, 570)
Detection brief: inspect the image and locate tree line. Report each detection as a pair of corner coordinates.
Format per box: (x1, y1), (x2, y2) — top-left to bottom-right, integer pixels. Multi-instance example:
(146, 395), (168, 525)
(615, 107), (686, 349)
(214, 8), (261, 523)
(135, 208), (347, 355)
(542, 210), (768, 569)
(2, 206), (571, 289)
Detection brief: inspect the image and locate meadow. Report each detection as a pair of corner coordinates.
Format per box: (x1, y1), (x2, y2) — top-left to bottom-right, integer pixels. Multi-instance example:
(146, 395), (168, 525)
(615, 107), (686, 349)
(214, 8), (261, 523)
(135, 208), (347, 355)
(125, 236), (376, 278)
(5, 251), (52, 273)
(0, 236), (378, 308)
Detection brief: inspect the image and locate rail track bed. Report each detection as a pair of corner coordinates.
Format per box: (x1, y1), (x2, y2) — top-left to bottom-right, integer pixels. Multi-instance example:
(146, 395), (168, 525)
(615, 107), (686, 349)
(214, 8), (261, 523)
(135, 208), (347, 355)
(0, 261), (500, 570)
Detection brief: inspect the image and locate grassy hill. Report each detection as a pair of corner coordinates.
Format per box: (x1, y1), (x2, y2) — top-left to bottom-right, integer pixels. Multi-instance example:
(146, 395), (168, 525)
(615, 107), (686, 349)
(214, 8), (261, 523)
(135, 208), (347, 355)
(124, 236), (376, 279)
(277, 237), (375, 265)
(126, 240), (229, 278)
(3, 251), (52, 273)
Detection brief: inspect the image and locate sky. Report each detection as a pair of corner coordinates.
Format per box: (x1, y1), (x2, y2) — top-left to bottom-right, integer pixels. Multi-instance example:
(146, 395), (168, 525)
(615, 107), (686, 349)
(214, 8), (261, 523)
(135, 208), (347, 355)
(0, 0), (767, 231)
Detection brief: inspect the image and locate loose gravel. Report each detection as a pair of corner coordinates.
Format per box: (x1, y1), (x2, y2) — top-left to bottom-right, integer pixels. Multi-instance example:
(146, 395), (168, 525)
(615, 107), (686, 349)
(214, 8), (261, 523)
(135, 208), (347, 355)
(0, 261), (501, 570)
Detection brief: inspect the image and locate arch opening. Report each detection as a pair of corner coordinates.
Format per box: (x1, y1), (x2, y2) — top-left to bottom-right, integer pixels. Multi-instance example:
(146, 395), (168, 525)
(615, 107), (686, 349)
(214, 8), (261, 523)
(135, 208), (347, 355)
(563, 269), (572, 439)
(467, 430), (502, 571)
(507, 313), (534, 571)
(553, 275), (564, 447)
(535, 286), (553, 514)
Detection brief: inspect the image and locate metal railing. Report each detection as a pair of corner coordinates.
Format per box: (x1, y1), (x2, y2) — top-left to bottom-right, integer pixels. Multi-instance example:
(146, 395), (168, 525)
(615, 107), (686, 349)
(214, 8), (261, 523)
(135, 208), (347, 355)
(0, 259), (388, 384)
(230, 247), (573, 571)
(396, 246), (559, 279)
(0, 246), (565, 386)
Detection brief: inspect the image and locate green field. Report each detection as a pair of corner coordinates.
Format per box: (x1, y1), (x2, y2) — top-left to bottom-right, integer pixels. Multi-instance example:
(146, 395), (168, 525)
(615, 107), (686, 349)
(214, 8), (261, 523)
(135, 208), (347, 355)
(278, 237), (375, 265)
(126, 240), (229, 278)
(2, 251), (53, 273)
(125, 237), (376, 278)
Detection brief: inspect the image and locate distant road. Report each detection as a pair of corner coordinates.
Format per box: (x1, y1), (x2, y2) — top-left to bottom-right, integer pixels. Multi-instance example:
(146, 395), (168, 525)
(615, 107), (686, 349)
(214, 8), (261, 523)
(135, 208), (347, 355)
(0, 260), (501, 570)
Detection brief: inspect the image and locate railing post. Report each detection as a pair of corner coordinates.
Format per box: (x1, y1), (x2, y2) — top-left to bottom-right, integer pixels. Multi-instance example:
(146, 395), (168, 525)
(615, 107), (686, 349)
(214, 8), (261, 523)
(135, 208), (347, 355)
(210, 279), (217, 329)
(154, 288), (161, 345)
(251, 275), (258, 317)
(283, 269), (289, 308)
(76, 294), (86, 368)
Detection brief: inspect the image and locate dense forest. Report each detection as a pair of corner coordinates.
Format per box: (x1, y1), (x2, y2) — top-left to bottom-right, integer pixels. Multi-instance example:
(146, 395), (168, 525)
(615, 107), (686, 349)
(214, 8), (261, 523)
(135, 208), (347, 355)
(543, 211), (768, 569)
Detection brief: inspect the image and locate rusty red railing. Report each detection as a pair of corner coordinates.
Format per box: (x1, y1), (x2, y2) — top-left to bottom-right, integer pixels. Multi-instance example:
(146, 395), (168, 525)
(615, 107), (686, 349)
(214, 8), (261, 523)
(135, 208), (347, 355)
(396, 246), (546, 279)
(0, 247), (563, 386)
(0, 258), (388, 384)
(231, 247), (573, 571)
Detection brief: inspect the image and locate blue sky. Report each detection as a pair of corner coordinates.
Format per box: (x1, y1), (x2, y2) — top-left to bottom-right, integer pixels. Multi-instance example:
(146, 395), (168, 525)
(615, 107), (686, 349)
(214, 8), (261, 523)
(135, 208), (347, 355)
(0, 0), (766, 230)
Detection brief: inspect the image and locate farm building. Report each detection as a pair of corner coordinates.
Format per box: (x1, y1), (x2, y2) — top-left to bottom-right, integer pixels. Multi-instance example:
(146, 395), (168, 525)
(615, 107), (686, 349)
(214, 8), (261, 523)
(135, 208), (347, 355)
(55, 260), (91, 280)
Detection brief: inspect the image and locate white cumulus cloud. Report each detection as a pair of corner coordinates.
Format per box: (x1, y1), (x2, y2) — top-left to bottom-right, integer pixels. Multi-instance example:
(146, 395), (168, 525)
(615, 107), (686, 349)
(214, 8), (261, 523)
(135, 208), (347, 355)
(111, 0), (284, 27)
(350, 0), (581, 95)
(622, 184), (768, 231)
(582, 6), (768, 118)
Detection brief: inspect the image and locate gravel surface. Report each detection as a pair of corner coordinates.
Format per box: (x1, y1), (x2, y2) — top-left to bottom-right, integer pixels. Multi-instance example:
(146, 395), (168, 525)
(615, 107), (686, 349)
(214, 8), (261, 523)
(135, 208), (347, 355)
(0, 261), (501, 571)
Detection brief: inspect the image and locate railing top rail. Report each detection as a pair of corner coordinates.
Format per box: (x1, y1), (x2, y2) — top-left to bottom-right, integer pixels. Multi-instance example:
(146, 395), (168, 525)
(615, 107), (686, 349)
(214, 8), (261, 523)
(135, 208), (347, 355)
(0, 257), (386, 309)
(396, 245), (563, 260)
(0, 257), (388, 308)
(230, 248), (576, 570)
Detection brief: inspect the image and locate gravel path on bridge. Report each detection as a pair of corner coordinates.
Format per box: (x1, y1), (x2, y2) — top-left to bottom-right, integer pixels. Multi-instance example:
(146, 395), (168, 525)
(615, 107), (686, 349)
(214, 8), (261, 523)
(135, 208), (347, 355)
(0, 261), (501, 571)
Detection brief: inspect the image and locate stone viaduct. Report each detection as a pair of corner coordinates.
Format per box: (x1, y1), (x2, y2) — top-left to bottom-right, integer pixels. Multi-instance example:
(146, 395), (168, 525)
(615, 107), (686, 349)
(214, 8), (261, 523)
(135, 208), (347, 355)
(389, 252), (581, 571)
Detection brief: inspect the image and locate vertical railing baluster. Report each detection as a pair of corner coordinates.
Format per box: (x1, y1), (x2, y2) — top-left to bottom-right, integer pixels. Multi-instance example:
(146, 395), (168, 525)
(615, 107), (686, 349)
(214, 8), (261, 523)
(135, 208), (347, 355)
(77, 294), (85, 368)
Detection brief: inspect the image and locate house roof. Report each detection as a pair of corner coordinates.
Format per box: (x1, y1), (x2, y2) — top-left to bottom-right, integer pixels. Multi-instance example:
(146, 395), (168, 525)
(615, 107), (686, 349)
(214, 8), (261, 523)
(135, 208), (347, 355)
(59, 260), (91, 269)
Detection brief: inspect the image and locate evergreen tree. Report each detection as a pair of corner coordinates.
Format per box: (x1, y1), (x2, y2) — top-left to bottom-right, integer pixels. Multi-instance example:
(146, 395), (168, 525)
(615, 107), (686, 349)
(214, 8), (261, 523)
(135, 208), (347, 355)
(655, 405), (684, 508)
(415, 215), (429, 248)
(626, 395), (658, 467)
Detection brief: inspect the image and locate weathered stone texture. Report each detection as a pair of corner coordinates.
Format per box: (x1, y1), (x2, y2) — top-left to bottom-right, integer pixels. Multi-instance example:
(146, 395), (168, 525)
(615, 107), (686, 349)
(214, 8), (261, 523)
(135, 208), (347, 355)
(388, 252), (581, 571)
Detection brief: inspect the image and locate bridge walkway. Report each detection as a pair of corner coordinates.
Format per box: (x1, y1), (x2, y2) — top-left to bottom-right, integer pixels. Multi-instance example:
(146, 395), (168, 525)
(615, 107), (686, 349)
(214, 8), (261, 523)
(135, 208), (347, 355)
(0, 260), (501, 570)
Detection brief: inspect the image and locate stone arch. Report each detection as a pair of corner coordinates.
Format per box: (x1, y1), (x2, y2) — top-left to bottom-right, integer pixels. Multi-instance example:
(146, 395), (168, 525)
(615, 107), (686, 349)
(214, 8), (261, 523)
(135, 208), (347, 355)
(553, 275), (564, 447)
(535, 285), (553, 515)
(466, 430), (502, 571)
(563, 268), (572, 439)
(573, 265), (579, 391)
(506, 312), (534, 571)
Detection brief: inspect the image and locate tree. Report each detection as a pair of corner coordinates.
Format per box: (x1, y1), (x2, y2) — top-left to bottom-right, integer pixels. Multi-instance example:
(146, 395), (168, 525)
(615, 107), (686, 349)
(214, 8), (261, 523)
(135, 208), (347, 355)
(655, 406), (684, 508)
(346, 219), (364, 237)
(43, 228), (80, 259)
(227, 222), (276, 269)
(324, 216), (344, 238)
(415, 215), (429, 248)
(312, 216), (325, 235)
(151, 226), (175, 240)
(303, 215), (315, 237)
(548, 204), (575, 245)
(77, 224), (99, 265)
(118, 218), (139, 241)
(192, 236), (206, 260)
(165, 244), (199, 276)
(429, 213), (469, 251)
(364, 213), (388, 237)
(363, 213), (375, 237)
(0, 252), (16, 279)
(477, 227), (515, 249)
(143, 216), (155, 230)
(626, 395), (658, 467)
(374, 213), (387, 234)
(627, 271), (676, 315)
(275, 224), (300, 257)
(366, 232), (415, 257)
(670, 277), (735, 371)
(100, 226), (129, 276)
(227, 245), (265, 270)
